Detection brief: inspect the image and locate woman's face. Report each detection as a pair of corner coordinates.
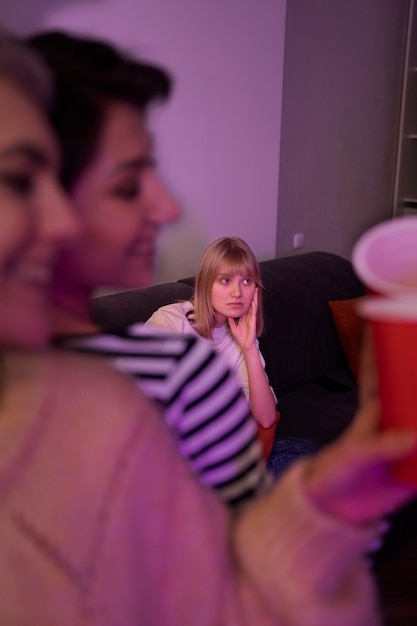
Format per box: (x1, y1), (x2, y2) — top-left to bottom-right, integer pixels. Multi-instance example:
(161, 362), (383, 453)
(54, 101), (181, 293)
(211, 265), (256, 326)
(0, 78), (79, 348)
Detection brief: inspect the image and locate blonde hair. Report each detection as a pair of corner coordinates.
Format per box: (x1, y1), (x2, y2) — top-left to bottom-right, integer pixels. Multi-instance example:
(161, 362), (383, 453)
(192, 237), (264, 339)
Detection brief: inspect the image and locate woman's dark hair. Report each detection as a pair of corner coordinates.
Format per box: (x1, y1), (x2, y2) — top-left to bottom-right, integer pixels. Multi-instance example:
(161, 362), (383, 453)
(26, 30), (172, 189)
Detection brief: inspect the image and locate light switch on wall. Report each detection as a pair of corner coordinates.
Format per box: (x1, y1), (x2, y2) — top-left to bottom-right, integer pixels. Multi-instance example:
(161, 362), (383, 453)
(293, 233), (304, 248)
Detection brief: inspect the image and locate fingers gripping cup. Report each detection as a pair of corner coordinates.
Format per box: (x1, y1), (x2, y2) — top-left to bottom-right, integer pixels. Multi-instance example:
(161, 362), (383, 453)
(352, 216), (417, 295)
(358, 295), (417, 486)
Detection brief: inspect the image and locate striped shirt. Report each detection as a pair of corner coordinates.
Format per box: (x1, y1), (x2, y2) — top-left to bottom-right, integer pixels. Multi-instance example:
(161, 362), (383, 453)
(59, 323), (269, 508)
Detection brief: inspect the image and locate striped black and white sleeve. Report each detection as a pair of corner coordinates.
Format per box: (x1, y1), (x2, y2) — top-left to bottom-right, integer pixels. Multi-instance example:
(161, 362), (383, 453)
(61, 324), (270, 508)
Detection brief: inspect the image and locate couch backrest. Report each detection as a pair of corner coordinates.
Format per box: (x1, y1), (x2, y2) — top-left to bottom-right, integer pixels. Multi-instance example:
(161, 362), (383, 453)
(255, 251), (363, 395)
(92, 282), (194, 330)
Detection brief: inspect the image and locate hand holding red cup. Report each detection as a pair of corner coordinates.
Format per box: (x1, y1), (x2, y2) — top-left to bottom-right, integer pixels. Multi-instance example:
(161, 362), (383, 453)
(352, 217), (417, 486)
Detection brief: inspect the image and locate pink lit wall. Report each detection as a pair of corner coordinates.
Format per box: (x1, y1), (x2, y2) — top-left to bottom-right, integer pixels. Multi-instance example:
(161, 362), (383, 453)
(1, 0), (286, 283)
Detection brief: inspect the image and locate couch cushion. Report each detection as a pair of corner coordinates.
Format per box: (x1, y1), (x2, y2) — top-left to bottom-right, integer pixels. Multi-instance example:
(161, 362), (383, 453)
(275, 366), (358, 445)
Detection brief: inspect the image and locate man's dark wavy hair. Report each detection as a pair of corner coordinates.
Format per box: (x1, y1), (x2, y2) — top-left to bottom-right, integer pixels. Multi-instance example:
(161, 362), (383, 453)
(27, 30), (172, 190)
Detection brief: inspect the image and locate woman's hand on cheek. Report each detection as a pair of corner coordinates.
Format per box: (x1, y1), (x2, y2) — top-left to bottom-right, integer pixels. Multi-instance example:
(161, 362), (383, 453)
(228, 288), (257, 351)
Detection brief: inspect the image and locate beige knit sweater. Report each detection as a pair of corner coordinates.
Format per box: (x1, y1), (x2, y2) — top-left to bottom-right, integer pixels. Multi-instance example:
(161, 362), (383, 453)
(0, 350), (381, 625)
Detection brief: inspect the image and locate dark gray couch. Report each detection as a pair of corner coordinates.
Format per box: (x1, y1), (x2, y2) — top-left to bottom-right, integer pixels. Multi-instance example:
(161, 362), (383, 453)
(93, 250), (364, 447)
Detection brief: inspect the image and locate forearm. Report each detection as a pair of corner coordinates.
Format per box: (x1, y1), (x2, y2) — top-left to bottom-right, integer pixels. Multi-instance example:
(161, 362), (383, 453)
(233, 460), (382, 626)
(243, 347), (276, 428)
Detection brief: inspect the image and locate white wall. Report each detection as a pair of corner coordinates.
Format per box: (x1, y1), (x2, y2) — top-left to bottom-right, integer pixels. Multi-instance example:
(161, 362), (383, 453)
(1, 0), (287, 283)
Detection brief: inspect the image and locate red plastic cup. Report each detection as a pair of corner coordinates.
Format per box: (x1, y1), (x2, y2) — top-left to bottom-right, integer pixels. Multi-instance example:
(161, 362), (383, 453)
(352, 216), (417, 295)
(358, 295), (417, 485)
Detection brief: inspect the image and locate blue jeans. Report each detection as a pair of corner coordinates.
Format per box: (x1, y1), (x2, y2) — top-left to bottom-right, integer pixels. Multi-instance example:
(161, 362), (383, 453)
(267, 436), (319, 479)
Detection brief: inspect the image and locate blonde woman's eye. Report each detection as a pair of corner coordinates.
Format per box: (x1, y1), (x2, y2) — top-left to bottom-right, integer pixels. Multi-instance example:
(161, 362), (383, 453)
(243, 278), (252, 285)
